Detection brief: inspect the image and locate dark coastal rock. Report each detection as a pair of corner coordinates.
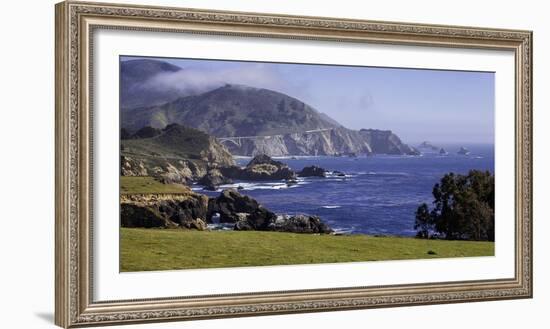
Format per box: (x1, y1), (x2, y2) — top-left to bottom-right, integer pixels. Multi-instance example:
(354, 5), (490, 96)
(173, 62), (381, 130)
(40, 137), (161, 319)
(219, 155), (297, 181)
(209, 189), (331, 233)
(457, 147), (470, 155)
(408, 147), (422, 156)
(160, 197), (208, 225)
(121, 187), (334, 234)
(418, 141), (439, 151)
(247, 154), (279, 166)
(234, 220), (254, 231)
(203, 184), (218, 191)
(439, 148), (448, 155)
(242, 155), (296, 180)
(286, 179), (298, 186)
(218, 165), (242, 179)
(198, 169), (233, 190)
(233, 213), (333, 234)
(298, 165), (326, 177)
(246, 208), (278, 229)
(120, 203), (171, 228)
(180, 218), (207, 231)
(268, 214), (334, 234)
(120, 193), (209, 229)
(243, 164), (295, 180)
(208, 188), (276, 224)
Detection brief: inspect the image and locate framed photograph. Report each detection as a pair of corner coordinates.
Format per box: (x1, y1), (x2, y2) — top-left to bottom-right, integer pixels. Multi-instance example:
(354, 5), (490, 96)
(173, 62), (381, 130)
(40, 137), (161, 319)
(55, 1), (532, 327)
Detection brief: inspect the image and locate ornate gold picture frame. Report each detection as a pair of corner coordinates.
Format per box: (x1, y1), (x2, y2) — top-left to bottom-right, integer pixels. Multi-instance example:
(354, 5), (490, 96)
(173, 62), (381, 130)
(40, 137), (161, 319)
(55, 1), (532, 327)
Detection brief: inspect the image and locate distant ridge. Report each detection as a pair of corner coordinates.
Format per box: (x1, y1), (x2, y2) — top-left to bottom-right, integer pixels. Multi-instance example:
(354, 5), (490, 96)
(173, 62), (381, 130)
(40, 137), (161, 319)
(122, 83), (340, 137)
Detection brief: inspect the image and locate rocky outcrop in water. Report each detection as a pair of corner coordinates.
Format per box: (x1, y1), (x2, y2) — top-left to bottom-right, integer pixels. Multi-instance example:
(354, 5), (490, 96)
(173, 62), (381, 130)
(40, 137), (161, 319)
(198, 169), (233, 190)
(268, 214), (334, 234)
(234, 214), (333, 233)
(457, 147), (470, 155)
(120, 193), (209, 230)
(298, 165), (327, 178)
(242, 154), (296, 180)
(209, 189), (333, 233)
(219, 154), (296, 181)
(418, 141), (439, 151)
(208, 188), (274, 224)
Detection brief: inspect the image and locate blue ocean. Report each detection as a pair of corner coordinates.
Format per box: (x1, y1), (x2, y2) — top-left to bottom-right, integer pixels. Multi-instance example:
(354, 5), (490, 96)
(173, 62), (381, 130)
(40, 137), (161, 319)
(196, 144), (494, 236)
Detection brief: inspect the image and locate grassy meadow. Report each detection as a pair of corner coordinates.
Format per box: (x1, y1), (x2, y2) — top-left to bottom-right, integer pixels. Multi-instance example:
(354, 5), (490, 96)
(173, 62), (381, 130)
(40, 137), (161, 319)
(120, 228), (494, 272)
(120, 176), (189, 194)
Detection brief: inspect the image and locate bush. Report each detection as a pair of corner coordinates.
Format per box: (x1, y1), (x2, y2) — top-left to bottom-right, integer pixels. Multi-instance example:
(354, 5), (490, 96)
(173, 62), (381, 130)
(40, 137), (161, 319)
(415, 170), (494, 241)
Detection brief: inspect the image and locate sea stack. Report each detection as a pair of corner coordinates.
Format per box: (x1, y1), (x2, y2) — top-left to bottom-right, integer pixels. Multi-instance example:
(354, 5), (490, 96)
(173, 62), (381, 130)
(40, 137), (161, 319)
(418, 141), (439, 151)
(457, 147), (470, 155)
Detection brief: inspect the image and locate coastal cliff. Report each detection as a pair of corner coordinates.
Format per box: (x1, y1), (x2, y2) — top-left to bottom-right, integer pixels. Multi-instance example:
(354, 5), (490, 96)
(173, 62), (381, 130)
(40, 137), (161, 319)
(120, 189), (333, 234)
(120, 192), (209, 229)
(219, 127), (418, 156)
(121, 123), (235, 183)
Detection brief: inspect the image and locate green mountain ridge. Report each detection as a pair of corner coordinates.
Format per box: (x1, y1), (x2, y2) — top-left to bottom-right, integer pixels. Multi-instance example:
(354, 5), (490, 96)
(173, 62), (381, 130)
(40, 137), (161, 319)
(122, 83), (340, 137)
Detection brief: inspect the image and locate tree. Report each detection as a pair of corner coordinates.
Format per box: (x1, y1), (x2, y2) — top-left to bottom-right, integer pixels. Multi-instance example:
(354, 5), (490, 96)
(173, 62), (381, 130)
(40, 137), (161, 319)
(414, 203), (432, 238)
(414, 170), (494, 241)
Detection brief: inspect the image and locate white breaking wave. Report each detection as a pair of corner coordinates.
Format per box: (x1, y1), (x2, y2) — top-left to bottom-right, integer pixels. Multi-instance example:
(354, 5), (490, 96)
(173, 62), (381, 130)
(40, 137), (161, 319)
(321, 205), (341, 209)
(206, 223), (234, 231)
(218, 181), (299, 191)
(331, 228), (354, 235)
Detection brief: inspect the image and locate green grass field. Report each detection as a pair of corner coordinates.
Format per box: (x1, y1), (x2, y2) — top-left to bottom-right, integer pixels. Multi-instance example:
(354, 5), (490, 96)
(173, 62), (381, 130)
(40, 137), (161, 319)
(120, 228), (494, 272)
(120, 176), (190, 194)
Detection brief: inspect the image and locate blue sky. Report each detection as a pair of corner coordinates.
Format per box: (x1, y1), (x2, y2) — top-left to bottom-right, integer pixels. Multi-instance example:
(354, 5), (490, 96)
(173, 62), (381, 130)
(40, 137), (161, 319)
(122, 56), (494, 144)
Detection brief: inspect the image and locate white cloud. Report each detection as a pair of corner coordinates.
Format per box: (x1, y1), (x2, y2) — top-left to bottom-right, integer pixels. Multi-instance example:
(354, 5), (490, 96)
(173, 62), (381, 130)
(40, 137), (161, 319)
(142, 63), (284, 95)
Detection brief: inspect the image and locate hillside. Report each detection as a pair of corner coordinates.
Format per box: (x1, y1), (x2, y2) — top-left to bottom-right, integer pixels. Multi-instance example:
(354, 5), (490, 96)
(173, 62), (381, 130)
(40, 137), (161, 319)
(121, 123), (235, 183)
(122, 83), (341, 136)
